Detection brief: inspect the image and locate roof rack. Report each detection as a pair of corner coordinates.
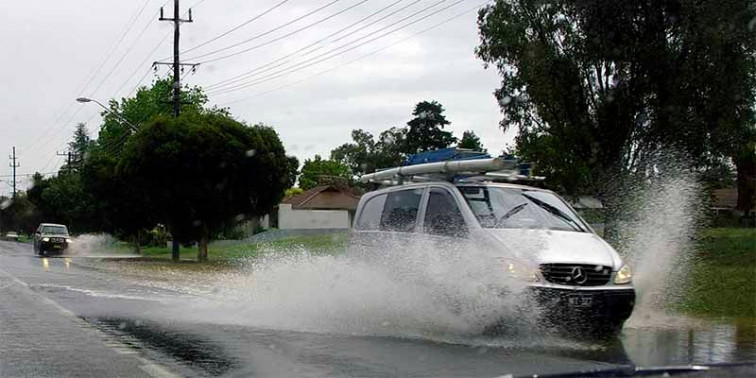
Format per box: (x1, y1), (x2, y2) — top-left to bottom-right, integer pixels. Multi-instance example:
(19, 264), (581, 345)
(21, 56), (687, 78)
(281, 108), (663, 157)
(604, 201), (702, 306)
(359, 156), (544, 185)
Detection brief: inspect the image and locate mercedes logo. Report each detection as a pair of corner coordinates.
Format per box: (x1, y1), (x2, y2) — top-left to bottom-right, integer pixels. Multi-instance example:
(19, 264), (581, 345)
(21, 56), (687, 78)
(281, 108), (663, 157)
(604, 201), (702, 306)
(570, 266), (588, 284)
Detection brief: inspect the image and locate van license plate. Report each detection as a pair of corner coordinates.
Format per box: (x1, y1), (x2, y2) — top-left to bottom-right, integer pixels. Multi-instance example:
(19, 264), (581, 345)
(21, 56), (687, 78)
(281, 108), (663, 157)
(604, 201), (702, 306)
(52, 245), (61, 249)
(568, 295), (592, 307)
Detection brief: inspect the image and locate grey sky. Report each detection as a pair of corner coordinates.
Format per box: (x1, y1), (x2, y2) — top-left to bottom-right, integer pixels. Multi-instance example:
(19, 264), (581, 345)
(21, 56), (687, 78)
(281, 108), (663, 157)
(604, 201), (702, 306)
(0, 0), (512, 196)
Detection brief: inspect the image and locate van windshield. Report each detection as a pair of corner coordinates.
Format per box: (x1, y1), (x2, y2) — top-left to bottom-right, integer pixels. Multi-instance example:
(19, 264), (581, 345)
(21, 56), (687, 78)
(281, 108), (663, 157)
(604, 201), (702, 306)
(459, 187), (588, 232)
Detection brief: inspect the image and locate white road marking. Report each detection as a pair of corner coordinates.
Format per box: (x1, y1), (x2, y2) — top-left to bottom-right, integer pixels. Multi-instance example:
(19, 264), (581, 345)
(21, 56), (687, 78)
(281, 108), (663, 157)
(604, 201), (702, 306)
(0, 266), (179, 378)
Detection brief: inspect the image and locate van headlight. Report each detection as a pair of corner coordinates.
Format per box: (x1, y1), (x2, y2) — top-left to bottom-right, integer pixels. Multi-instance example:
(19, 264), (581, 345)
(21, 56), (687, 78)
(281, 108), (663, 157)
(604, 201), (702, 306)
(503, 259), (541, 282)
(42, 237), (50, 242)
(65, 238), (73, 243)
(614, 264), (633, 284)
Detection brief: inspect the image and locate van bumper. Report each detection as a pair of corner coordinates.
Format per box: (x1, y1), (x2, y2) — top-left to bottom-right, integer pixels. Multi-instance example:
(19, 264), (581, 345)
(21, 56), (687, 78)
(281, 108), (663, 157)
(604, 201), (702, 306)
(526, 286), (635, 330)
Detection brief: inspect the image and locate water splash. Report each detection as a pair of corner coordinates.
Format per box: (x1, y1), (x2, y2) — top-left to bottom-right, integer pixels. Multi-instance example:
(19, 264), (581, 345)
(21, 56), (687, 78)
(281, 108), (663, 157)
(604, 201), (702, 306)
(68, 233), (124, 256)
(174, 240), (540, 340)
(618, 164), (703, 327)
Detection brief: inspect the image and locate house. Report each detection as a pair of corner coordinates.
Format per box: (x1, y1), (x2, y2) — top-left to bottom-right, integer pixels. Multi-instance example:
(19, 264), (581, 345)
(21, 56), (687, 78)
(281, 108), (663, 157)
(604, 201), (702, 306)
(274, 186), (361, 230)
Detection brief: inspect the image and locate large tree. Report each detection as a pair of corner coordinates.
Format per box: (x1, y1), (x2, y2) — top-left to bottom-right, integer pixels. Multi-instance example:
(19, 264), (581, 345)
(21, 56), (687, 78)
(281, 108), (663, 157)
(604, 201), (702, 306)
(65, 123), (94, 172)
(80, 149), (153, 252)
(97, 77), (218, 156)
(299, 155), (351, 190)
(330, 127), (407, 177)
(477, 0), (755, 216)
(458, 130), (486, 152)
(404, 101), (457, 154)
(285, 155), (300, 189)
(119, 113), (290, 261)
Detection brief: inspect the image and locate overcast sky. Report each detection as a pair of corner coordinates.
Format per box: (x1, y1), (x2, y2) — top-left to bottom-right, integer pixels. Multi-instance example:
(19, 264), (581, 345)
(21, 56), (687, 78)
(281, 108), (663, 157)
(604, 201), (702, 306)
(0, 0), (512, 196)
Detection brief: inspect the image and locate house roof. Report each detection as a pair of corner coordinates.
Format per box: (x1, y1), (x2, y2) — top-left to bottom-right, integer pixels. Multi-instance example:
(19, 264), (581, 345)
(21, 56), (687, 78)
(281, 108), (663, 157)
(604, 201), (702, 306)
(282, 185), (361, 210)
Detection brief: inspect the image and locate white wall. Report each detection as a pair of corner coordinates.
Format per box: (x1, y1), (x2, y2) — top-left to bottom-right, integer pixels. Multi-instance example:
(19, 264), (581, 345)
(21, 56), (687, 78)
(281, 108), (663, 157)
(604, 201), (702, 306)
(278, 204), (351, 230)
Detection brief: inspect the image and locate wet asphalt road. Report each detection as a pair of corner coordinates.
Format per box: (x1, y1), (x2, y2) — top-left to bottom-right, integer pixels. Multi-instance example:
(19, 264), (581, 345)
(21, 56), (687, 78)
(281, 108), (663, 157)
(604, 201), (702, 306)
(0, 240), (754, 377)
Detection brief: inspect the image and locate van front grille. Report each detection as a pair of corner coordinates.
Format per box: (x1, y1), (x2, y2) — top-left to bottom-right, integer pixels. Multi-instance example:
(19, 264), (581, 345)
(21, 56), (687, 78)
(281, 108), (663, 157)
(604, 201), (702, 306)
(540, 264), (612, 286)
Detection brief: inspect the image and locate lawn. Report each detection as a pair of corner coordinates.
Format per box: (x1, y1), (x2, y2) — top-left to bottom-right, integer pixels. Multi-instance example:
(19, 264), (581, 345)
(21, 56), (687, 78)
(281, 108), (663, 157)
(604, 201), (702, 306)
(115, 232), (349, 261)
(679, 228), (756, 319)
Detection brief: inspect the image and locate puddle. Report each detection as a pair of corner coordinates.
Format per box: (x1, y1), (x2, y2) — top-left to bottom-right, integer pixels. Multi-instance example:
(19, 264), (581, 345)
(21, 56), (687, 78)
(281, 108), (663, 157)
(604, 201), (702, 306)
(85, 317), (238, 377)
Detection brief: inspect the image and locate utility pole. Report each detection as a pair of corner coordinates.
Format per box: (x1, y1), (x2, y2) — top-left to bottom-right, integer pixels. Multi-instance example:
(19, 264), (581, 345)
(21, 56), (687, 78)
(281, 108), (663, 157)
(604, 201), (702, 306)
(57, 151), (73, 173)
(156, 0), (199, 118)
(8, 147), (19, 198)
(156, 0), (198, 262)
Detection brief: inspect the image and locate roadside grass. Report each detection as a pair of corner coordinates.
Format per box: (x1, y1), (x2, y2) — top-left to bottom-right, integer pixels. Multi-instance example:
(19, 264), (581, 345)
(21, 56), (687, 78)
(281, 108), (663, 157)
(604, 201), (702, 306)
(101, 233), (349, 273)
(678, 228), (756, 319)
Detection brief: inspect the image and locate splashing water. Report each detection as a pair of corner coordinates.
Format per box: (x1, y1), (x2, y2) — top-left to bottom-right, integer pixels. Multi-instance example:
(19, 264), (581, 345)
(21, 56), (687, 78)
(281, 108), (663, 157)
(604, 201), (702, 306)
(173, 239), (540, 341)
(68, 233), (123, 256)
(619, 166), (703, 327)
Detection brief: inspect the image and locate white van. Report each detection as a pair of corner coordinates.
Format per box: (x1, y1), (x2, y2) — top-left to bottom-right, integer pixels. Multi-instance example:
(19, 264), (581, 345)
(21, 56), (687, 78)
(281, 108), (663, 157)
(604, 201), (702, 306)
(349, 158), (635, 335)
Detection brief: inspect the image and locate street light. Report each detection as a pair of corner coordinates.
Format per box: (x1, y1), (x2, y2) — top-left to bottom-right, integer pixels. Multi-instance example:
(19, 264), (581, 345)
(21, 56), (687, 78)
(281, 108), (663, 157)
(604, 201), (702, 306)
(76, 97), (138, 132)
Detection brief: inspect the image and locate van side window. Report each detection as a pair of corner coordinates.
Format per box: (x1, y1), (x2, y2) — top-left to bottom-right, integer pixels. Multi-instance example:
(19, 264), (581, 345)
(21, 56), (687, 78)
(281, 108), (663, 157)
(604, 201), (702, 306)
(356, 194), (387, 230)
(380, 189), (423, 232)
(424, 188), (467, 237)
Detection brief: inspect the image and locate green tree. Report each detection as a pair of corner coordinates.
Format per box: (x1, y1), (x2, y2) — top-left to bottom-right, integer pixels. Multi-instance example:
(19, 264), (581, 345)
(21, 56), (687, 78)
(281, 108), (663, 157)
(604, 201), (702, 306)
(36, 173), (95, 233)
(476, 0), (756, 220)
(66, 123), (94, 171)
(458, 130), (486, 152)
(80, 149), (153, 252)
(285, 155), (300, 188)
(330, 127), (408, 177)
(299, 155), (351, 190)
(404, 101), (457, 154)
(119, 113), (290, 261)
(0, 194), (39, 235)
(97, 77), (220, 156)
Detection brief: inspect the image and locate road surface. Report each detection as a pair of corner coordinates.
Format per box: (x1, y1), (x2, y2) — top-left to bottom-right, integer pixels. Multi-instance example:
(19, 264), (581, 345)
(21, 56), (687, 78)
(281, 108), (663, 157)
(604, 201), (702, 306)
(0, 240), (753, 377)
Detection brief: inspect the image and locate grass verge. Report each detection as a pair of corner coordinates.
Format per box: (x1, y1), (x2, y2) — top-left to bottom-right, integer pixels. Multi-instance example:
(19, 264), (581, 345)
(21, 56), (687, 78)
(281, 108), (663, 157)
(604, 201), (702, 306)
(678, 228), (755, 319)
(111, 233), (348, 265)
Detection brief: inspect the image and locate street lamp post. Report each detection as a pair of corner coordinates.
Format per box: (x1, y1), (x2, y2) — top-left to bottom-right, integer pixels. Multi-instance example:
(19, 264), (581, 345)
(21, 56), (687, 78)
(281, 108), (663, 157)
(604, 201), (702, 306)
(76, 97), (138, 132)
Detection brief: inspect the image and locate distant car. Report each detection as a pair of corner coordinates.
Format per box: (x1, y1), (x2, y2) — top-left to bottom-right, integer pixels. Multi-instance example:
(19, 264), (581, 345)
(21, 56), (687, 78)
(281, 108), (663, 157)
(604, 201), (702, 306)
(33, 223), (72, 256)
(4, 231), (20, 241)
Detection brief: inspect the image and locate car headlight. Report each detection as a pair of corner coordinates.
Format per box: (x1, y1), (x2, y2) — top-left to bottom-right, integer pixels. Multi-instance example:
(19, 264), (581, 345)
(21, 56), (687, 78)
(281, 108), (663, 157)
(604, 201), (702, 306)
(65, 238), (72, 243)
(614, 264), (633, 284)
(502, 259), (541, 282)
(42, 237), (50, 242)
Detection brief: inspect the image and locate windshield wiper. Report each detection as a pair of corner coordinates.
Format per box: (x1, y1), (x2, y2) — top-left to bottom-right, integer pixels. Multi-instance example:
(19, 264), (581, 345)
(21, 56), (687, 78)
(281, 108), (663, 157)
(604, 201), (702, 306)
(495, 202), (529, 225)
(522, 193), (583, 232)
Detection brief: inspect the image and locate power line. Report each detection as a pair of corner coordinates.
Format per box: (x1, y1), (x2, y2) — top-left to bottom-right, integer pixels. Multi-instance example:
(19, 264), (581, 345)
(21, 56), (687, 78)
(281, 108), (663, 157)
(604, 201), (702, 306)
(204, 0), (416, 91)
(209, 0), (462, 96)
(181, 0), (291, 56)
(184, 0), (343, 61)
(220, 1), (486, 106)
(206, 0), (450, 94)
(196, 0), (373, 64)
(18, 0), (160, 156)
(87, 0), (158, 98)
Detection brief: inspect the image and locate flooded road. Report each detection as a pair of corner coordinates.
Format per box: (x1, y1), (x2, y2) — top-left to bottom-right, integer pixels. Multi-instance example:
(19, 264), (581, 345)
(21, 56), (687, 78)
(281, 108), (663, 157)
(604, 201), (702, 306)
(1, 240), (753, 377)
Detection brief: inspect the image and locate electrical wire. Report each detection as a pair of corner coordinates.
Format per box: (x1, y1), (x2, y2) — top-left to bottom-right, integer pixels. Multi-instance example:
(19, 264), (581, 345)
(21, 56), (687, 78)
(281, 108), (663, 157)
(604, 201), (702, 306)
(206, 0), (450, 94)
(18, 0), (159, 156)
(180, 0), (290, 56)
(87, 0), (160, 98)
(195, 0), (373, 64)
(184, 0), (343, 61)
(204, 0), (415, 91)
(209, 0), (463, 96)
(220, 1), (487, 106)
